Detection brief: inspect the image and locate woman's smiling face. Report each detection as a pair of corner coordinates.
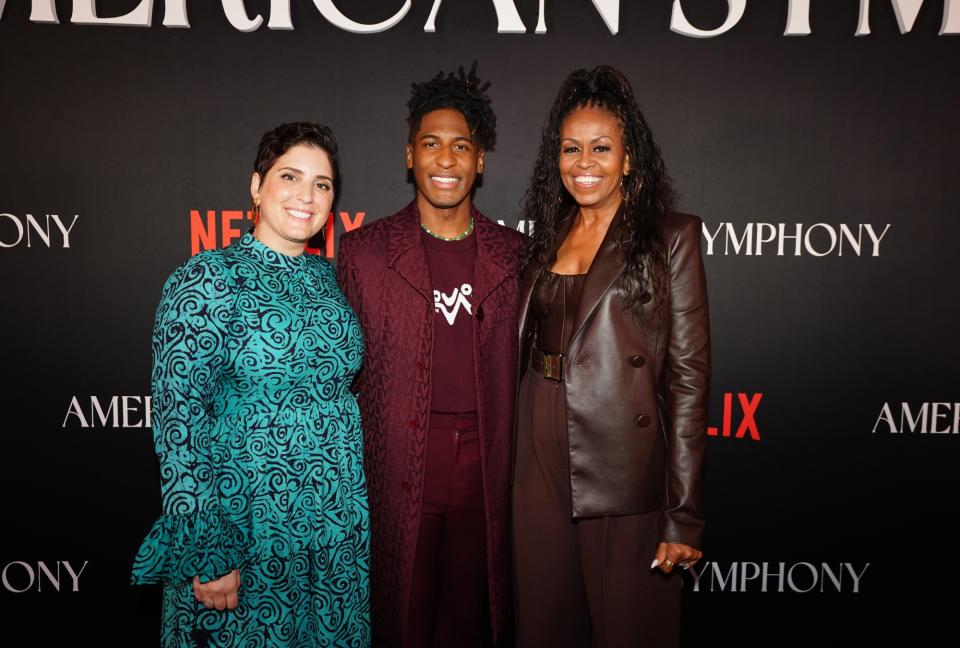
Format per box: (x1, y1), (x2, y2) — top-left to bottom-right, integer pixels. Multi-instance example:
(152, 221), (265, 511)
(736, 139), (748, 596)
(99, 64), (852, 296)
(558, 105), (630, 215)
(250, 143), (334, 255)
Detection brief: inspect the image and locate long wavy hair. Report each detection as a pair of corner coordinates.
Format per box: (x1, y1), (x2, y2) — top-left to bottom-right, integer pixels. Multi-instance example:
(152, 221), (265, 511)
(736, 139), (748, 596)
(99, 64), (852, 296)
(521, 65), (675, 308)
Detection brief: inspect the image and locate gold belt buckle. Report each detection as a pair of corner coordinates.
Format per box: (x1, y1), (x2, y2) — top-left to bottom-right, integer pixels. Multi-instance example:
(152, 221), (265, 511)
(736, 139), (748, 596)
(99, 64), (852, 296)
(534, 349), (564, 382)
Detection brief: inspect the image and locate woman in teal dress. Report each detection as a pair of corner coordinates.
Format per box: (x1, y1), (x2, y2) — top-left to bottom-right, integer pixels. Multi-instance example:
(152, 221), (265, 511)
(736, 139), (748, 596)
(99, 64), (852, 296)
(132, 122), (369, 647)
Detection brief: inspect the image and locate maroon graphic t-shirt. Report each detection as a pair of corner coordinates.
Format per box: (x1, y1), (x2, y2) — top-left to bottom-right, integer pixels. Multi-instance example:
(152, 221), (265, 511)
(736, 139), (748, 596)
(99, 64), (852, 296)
(422, 229), (478, 413)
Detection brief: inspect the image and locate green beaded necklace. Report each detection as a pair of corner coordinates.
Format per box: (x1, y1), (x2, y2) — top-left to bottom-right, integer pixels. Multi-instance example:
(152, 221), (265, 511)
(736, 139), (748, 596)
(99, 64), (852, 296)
(420, 216), (475, 241)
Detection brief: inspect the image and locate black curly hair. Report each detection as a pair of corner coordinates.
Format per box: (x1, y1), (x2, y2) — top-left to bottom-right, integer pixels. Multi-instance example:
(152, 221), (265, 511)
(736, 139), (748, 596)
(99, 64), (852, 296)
(521, 65), (675, 310)
(407, 61), (497, 151)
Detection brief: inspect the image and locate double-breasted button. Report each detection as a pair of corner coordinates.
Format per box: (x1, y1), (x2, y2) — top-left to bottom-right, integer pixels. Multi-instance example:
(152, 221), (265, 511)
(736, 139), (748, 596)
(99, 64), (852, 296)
(636, 414), (651, 427)
(629, 354), (646, 367)
(639, 292), (652, 304)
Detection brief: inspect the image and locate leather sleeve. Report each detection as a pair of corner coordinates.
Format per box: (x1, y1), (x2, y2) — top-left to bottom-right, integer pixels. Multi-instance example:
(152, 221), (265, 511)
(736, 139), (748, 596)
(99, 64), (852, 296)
(661, 216), (710, 549)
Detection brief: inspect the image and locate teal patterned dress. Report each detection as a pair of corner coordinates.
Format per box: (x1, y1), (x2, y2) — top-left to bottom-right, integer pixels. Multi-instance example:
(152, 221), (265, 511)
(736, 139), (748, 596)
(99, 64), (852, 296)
(132, 231), (369, 647)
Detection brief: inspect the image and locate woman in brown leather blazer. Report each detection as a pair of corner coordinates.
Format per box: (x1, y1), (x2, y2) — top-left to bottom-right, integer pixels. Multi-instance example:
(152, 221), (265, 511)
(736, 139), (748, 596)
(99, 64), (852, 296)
(512, 66), (710, 648)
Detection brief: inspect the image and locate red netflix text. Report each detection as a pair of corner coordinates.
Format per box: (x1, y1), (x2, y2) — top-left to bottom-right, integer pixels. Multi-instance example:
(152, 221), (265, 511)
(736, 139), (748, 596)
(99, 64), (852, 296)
(189, 210), (365, 257)
(707, 392), (762, 441)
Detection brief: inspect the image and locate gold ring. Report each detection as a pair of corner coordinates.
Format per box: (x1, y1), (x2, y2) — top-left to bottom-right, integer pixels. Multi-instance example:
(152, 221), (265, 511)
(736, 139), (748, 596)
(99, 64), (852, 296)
(664, 559), (674, 567)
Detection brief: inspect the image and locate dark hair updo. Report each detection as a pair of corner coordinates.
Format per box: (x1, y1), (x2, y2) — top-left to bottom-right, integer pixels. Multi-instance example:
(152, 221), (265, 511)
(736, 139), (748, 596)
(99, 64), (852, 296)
(521, 65), (675, 309)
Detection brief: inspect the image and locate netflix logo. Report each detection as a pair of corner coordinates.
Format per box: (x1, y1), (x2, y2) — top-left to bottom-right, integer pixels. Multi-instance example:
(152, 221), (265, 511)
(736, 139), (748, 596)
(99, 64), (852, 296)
(189, 209), (365, 257)
(707, 392), (762, 441)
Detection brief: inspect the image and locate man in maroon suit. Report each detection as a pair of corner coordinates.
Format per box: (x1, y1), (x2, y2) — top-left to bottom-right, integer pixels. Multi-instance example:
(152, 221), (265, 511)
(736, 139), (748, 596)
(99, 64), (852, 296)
(337, 64), (524, 647)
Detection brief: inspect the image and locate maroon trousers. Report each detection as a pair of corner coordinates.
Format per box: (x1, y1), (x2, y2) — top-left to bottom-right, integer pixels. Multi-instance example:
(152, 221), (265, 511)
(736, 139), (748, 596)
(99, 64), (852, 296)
(513, 368), (681, 648)
(407, 412), (491, 648)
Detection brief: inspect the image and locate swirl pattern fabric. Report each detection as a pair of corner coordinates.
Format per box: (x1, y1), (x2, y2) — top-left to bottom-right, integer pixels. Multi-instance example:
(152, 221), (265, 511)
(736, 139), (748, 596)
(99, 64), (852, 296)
(132, 231), (369, 647)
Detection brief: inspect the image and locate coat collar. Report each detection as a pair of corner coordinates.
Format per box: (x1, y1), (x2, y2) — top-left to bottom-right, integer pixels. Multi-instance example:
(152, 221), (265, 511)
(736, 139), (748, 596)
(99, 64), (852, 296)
(386, 199), (512, 305)
(569, 208), (626, 346)
(238, 229), (308, 271)
(518, 206), (626, 349)
(472, 208), (513, 307)
(385, 201), (431, 301)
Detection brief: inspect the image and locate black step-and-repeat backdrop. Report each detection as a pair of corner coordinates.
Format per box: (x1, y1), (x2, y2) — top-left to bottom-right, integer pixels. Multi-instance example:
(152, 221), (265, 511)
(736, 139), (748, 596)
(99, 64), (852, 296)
(2, 1), (957, 644)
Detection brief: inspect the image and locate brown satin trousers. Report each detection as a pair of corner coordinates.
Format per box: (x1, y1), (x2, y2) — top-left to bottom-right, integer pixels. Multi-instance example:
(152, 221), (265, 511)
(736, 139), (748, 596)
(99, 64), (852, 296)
(512, 367), (681, 648)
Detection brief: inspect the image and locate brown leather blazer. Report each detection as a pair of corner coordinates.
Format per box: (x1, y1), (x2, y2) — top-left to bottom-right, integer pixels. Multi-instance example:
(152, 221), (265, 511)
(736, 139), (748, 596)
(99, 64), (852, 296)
(517, 210), (709, 549)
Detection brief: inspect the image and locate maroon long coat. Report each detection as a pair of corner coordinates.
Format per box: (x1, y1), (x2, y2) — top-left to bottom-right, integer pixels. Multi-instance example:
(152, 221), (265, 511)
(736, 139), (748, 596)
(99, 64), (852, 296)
(337, 201), (525, 647)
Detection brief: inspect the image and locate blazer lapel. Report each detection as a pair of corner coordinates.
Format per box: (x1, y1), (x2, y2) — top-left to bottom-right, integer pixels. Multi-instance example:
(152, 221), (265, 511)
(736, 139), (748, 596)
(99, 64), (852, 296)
(471, 209), (513, 308)
(518, 213), (575, 343)
(516, 261), (540, 349)
(568, 209), (626, 347)
(386, 201), (433, 303)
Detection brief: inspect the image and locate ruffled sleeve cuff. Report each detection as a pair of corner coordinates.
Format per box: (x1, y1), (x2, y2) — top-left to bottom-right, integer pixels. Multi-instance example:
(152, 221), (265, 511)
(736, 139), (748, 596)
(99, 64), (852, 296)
(131, 507), (251, 586)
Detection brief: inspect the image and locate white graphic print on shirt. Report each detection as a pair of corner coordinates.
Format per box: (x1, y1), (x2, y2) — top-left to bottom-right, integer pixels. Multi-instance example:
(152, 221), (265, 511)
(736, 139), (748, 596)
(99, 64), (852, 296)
(433, 283), (473, 326)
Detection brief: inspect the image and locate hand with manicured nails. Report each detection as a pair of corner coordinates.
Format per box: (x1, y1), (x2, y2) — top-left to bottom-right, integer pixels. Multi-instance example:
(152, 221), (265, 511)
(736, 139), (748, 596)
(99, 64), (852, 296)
(193, 569), (240, 610)
(651, 542), (702, 574)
